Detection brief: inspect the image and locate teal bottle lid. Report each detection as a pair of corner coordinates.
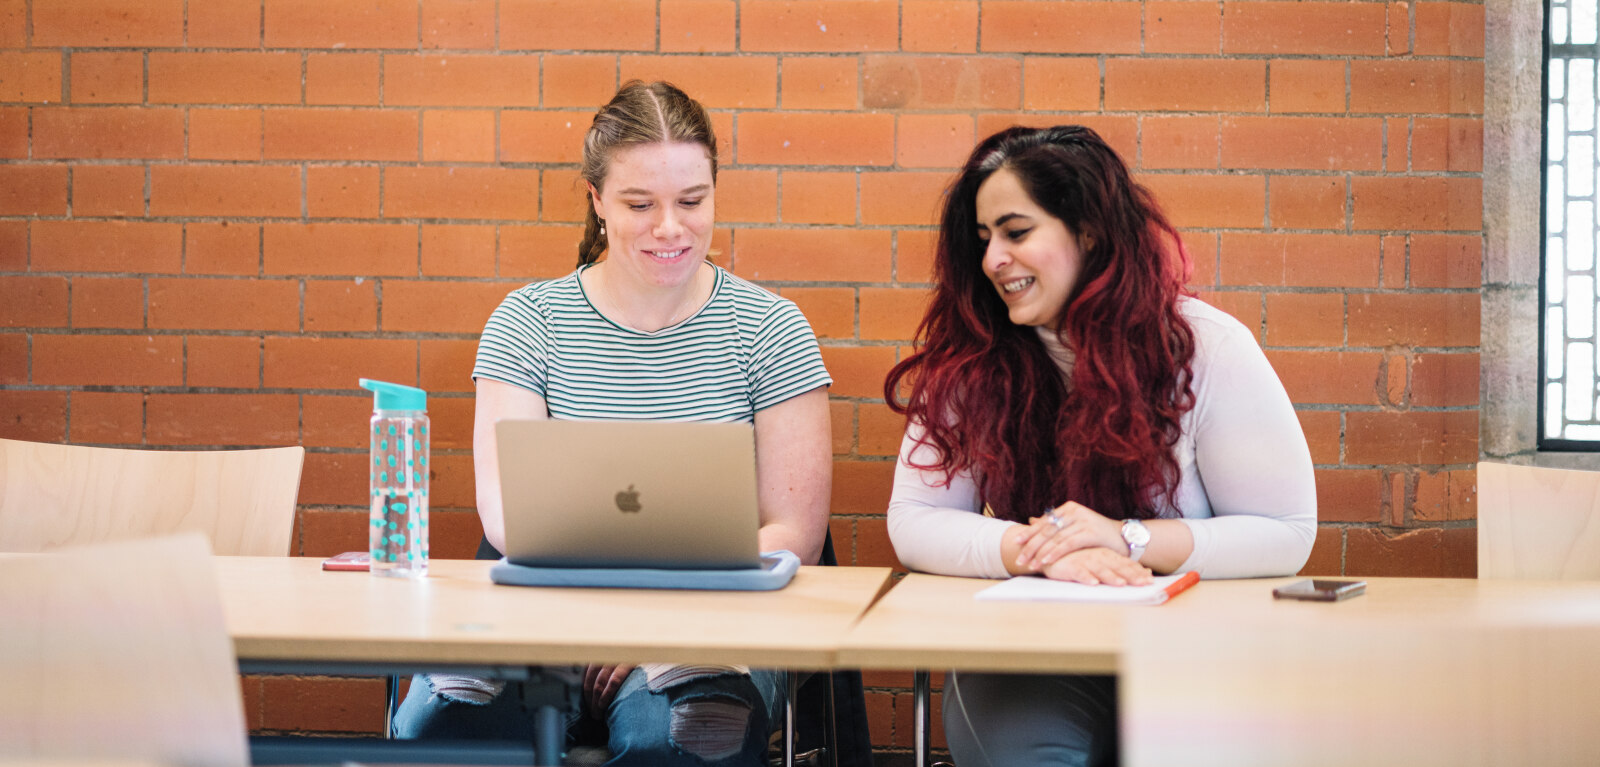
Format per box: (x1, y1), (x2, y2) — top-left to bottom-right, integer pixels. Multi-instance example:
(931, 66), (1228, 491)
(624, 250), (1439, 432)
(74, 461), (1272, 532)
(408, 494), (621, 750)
(359, 378), (427, 412)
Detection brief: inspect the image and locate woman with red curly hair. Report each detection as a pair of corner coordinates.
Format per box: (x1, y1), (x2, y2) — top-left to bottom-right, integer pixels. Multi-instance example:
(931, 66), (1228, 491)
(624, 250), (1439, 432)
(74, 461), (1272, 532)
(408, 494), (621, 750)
(884, 125), (1316, 765)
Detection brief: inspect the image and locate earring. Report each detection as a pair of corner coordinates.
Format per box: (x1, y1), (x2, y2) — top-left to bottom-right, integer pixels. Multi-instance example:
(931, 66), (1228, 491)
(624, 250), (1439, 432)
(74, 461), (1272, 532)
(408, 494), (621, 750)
(599, 220), (606, 236)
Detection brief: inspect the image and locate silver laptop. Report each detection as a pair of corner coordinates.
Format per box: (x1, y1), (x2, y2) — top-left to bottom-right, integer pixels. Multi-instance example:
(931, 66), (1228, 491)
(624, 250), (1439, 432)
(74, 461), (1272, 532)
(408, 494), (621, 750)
(495, 419), (762, 570)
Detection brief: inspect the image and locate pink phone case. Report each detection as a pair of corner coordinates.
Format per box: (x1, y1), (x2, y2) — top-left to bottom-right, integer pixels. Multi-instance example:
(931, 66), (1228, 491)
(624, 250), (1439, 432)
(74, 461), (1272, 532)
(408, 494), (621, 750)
(321, 551), (371, 571)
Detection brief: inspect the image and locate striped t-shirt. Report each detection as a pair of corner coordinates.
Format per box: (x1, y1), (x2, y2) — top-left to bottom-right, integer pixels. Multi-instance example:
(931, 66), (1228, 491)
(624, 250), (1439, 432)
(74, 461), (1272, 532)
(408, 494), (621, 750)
(473, 264), (832, 421)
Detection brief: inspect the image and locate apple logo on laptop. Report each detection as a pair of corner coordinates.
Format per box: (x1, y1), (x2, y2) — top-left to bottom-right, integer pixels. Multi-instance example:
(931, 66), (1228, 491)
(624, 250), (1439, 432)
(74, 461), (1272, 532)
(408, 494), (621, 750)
(614, 485), (642, 513)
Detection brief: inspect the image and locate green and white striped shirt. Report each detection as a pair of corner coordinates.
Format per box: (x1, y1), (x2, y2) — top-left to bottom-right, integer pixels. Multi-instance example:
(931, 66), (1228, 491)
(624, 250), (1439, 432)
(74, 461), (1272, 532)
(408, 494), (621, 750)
(473, 264), (831, 421)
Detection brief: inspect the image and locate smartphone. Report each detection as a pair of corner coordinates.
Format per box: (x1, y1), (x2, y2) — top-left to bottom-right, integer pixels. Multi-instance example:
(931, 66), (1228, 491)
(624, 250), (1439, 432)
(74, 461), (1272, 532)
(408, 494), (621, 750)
(1272, 579), (1366, 602)
(321, 551), (371, 571)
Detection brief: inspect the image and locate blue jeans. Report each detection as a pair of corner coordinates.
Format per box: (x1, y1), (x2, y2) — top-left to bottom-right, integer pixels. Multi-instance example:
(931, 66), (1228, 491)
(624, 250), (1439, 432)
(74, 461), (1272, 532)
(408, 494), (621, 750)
(394, 667), (784, 767)
(943, 671), (1119, 767)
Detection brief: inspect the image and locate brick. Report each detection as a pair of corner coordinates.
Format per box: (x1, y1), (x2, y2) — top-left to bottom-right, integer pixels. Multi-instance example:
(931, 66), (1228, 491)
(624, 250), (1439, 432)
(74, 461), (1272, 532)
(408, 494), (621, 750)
(420, 225), (495, 277)
(187, 108), (261, 162)
(421, 0), (496, 49)
(33, 0), (183, 46)
(0, 0), (23, 47)
(422, 109), (494, 163)
(0, 108), (24, 159)
(982, 1), (1140, 53)
(1106, 59), (1266, 112)
(896, 229), (937, 284)
(264, 109), (416, 162)
(1224, 2), (1386, 55)
(1266, 350), (1383, 405)
(1269, 60), (1346, 114)
(540, 169), (584, 223)
(305, 279), (377, 332)
(70, 391), (143, 445)
(831, 457), (895, 515)
(742, 0), (899, 52)
(660, 0), (736, 52)
(1315, 469), (1382, 522)
(425, 395), (474, 452)
(861, 172), (946, 227)
(620, 55), (777, 109)
(1346, 527), (1475, 578)
(1297, 409), (1341, 464)
(1411, 117), (1483, 172)
(146, 393), (299, 447)
(70, 277), (143, 329)
(1144, 1), (1220, 54)
(1184, 231), (1219, 286)
(1221, 233), (1380, 288)
(1409, 234), (1481, 288)
(716, 169), (779, 223)
(828, 401), (853, 454)
(499, 110), (589, 163)
(1269, 175), (1345, 230)
(148, 53), (301, 105)
(264, 0), (416, 48)
(780, 287), (854, 340)
(541, 55), (617, 109)
(1350, 61), (1484, 115)
(187, 335), (261, 388)
(781, 171), (856, 225)
(307, 166), (380, 219)
(1416, 2), (1485, 57)
(781, 57), (858, 110)
(1265, 292), (1343, 347)
(1384, 352), (1407, 405)
(33, 108), (184, 160)
(1348, 292), (1478, 347)
(0, 391), (67, 442)
(420, 338), (478, 393)
(863, 56), (1020, 111)
(33, 334), (183, 386)
(149, 278), (299, 332)
(1022, 58), (1100, 112)
(188, 0), (261, 47)
(264, 223), (419, 277)
(258, 676), (385, 733)
(903, 0), (978, 53)
(1352, 177), (1481, 231)
(306, 54), (381, 106)
(860, 287), (930, 341)
(382, 280), (512, 334)
(739, 113), (894, 166)
(1302, 527), (1345, 576)
(856, 401), (907, 456)
(385, 55), (539, 108)
(151, 165), (300, 218)
(895, 113), (974, 170)
(1141, 115), (1219, 170)
(734, 229), (891, 282)
(1220, 116), (1383, 171)
(73, 164), (145, 217)
(1411, 352), (1479, 407)
(264, 337), (415, 389)
(1140, 174), (1265, 230)
(854, 516), (905, 572)
(500, 225), (583, 279)
(501, 0), (654, 50)
(302, 395), (369, 448)
(32, 221), (182, 273)
(1346, 410), (1478, 465)
(0, 276), (68, 328)
(0, 333), (25, 384)
(820, 345), (897, 400)
(70, 52), (144, 104)
(430, 452), (475, 507)
(185, 223), (260, 276)
(1413, 468), (1477, 522)
(0, 52), (61, 103)
(1194, 290), (1262, 331)
(386, 167), (540, 222)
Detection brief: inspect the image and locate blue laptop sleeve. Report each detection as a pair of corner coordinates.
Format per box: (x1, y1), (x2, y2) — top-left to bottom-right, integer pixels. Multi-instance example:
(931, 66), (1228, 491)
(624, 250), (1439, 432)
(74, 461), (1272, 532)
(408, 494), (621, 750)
(489, 550), (800, 591)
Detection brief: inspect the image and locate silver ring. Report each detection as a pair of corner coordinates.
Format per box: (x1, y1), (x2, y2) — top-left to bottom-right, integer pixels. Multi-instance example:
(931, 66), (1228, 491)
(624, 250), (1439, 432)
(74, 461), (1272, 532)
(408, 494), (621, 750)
(1047, 511), (1065, 530)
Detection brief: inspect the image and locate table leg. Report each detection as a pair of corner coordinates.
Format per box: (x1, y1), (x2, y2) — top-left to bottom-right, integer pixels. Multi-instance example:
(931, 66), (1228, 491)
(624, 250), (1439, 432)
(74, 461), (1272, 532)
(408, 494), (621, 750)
(384, 675), (399, 738)
(784, 670), (799, 767)
(913, 670), (930, 767)
(519, 670), (580, 767)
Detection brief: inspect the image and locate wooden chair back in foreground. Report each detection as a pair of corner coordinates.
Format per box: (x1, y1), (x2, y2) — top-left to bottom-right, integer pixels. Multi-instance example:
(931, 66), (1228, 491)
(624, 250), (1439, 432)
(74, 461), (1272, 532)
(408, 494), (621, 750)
(1478, 460), (1600, 580)
(0, 438), (305, 555)
(0, 533), (249, 766)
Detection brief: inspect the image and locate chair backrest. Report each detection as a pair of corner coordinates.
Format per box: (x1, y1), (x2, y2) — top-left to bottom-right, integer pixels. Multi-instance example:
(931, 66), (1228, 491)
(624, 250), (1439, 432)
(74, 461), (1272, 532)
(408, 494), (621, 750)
(0, 533), (249, 765)
(0, 438), (305, 555)
(1478, 460), (1600, 580)
(1122, 610), (1600, 767)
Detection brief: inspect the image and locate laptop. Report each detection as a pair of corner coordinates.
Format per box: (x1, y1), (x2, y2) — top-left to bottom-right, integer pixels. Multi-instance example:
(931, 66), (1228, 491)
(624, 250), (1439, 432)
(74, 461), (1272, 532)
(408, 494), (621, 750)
(494, 419), (763, 570)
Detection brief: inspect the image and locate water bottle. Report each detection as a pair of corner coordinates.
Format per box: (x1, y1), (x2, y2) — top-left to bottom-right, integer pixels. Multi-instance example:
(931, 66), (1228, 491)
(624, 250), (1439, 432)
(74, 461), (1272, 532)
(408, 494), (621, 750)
(359, 378), (429, 578)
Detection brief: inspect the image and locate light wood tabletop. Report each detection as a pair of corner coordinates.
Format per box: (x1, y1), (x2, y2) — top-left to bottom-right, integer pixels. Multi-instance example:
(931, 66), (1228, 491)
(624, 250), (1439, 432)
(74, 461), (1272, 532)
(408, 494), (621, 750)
(216, 556), (894, 671)
(836, 573), (1600, 674)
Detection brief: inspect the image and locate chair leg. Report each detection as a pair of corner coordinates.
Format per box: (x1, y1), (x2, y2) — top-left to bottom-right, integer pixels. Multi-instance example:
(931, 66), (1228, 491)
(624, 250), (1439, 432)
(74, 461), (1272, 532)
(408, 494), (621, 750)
(823, 671), (838, 767)
(384, 674), (400, 738)
(784, 670), (800, 767)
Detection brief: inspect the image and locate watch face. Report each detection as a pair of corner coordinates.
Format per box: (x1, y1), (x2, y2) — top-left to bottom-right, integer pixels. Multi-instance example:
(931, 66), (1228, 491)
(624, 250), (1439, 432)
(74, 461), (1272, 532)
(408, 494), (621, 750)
(1123, 520), (1151, 546)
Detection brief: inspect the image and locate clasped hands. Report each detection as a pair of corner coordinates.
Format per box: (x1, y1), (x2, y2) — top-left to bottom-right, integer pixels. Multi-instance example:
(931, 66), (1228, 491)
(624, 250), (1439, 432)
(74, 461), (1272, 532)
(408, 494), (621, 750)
(1010, 501), (1152, 587)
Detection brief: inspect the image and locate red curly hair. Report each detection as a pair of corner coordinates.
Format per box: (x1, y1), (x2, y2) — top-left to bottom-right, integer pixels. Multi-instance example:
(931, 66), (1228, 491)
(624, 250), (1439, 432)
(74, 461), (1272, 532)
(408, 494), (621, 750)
(885, 126), (1197, 523)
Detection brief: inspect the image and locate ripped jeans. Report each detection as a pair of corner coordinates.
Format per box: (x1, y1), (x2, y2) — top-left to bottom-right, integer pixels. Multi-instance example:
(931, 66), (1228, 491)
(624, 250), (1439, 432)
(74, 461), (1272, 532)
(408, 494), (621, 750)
(393, 667), (783, 767)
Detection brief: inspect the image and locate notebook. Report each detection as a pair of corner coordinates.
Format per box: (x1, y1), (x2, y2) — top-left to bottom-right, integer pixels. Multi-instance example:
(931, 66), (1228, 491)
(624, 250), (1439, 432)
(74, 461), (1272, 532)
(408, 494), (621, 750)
(975, 571), (1200, 605)
(494, 419), (763, 570)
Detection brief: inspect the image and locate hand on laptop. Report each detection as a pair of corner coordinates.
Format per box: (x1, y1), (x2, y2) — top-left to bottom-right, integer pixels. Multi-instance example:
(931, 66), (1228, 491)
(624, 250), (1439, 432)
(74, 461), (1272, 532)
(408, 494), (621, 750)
(583, 663), (637, 715)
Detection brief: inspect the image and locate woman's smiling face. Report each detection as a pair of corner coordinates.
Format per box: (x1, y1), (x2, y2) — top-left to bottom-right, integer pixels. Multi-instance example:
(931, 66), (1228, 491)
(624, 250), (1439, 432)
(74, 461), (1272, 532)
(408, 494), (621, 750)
(588, 141), (716, 288)
(975, 167), (1087, 328)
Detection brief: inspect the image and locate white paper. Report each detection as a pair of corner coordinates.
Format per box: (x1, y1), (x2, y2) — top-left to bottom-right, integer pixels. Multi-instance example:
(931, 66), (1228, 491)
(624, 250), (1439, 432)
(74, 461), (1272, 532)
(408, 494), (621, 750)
(975, 574), (1192, 605)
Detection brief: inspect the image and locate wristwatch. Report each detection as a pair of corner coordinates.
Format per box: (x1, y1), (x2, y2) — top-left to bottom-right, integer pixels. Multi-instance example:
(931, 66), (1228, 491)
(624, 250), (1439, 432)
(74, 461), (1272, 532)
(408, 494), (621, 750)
(1121, 519), (1151, 563)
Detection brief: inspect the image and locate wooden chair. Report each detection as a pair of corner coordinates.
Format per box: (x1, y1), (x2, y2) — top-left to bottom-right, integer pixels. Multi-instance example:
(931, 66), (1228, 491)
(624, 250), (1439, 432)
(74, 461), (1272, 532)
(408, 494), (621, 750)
(0, 438), (305, 555)
(0, 532), (250, 765)
(1477, 460), (1600, 580)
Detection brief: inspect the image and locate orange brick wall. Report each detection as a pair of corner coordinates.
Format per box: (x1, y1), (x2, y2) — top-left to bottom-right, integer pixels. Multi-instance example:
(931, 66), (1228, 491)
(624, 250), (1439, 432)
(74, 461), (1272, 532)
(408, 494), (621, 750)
(0, 0), (1484, 757)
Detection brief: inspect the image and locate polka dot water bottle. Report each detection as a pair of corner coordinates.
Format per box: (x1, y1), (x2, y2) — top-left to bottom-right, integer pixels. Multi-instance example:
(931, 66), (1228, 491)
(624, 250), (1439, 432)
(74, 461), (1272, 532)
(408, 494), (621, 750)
(359, 378), (429, 578)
